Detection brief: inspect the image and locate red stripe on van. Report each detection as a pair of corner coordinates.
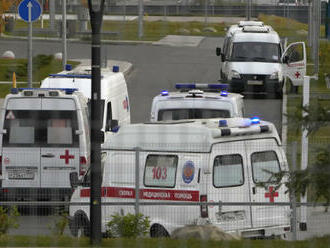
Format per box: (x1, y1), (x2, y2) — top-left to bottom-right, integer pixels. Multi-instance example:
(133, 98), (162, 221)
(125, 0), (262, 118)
(80, 187), (199, 202)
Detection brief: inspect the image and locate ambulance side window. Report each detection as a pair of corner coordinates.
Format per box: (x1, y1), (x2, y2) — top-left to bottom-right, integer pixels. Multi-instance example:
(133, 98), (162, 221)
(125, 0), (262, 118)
(144, 155), (178, 188)
(251, 151), (280, 183)
(213, 154), (244, 188)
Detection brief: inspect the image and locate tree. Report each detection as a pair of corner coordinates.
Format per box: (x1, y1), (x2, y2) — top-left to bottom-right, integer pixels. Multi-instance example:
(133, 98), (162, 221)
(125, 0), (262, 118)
(285, 101), (330, 209)
(0, 0), (20, 33)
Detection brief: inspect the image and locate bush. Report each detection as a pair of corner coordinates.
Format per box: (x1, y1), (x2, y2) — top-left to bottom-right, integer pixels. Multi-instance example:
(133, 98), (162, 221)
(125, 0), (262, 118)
(0, 206), (20, 235)
(48, 211), (69, 236)
(106, 212), (150, 238)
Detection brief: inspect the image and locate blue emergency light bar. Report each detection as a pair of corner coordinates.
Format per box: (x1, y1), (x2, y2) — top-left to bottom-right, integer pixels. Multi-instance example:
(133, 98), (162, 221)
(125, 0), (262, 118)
(161, 90), (169, 96)
(250, 116), (260, 124)
(48, 74), (93, 79)
(220, 91), (228, 97)
(218, 120), (228, 127)
(175, 83), (228, 90)
(16, 88), (78, 94)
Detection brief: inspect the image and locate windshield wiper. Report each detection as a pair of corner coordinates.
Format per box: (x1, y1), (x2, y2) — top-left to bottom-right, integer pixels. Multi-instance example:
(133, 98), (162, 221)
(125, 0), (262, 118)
(251, 57), (267, 62)
(232, 56), (248, 61)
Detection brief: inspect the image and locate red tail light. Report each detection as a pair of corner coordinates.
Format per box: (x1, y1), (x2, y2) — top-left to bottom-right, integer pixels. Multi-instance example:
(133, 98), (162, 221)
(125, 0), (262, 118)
(79, 156), (87, 176)
(200, 195), (208, 218)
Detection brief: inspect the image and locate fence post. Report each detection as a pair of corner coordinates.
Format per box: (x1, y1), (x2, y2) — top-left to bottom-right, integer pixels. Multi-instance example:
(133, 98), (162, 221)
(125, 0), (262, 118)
(135, 147), (140, 215)
(290, 141), (298, 241)
(299, 76), (310, 231)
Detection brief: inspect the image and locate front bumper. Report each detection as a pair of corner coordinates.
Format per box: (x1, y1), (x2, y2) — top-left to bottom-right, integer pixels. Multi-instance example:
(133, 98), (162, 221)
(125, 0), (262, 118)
(229, 76), (282, 95)
(228, 224), (290, 239)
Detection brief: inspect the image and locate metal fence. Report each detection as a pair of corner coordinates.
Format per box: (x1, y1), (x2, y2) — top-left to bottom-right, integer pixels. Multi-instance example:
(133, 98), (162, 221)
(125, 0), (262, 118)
(1, 140), (329, 241)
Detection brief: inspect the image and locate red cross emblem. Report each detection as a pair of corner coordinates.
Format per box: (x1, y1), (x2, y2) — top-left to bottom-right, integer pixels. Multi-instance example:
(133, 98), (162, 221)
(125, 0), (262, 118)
(265, 186), (279, 203)
(295, 71), (301, 78)
(60, 150), (75, 164)
(122, 96), (129, 111)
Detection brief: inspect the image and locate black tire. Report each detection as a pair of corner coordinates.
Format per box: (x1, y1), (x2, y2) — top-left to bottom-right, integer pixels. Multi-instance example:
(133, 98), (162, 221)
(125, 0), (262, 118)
(70, 214), (90, 238)
(150, 224), (169, 238)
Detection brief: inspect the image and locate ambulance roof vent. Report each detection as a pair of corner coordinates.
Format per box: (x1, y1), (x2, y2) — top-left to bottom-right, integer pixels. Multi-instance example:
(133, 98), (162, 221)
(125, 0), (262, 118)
(187, 89), (204, 97)
(242, 26), (270, 33)
(238, 21), (264, 27)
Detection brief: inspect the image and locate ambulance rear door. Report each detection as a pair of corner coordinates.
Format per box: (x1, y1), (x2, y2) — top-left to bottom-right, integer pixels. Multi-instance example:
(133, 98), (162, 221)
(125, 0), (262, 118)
(1, 98), (42, 188)
(208, 141), (252, 232)
(245, 138), (290, 229)
(40, 98), (80, 189)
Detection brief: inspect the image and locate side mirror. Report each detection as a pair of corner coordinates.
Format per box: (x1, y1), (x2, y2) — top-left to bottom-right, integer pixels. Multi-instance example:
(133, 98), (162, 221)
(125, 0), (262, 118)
(110, 119), (119, 132)
(0, 129), (7, 134)
(282, 55), (289, 64)
(221, 54), (225, 62)
(70, 172), (80, 188)
(75, 130), (83, 135)
(100, 131), (105, 143)
(216, 47), (221, 56)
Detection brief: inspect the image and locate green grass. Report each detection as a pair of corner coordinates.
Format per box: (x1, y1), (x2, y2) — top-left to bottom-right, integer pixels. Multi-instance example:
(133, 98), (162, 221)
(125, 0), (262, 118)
(0, 58), (79, 98)
(7, 19), (227, 41)
(0, 235), (330, 247)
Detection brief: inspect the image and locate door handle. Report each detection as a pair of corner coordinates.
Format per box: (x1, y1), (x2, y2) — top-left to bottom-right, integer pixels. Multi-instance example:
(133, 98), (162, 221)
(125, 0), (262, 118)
(42, 153), (55, 158)
(252, 187), (256, 194)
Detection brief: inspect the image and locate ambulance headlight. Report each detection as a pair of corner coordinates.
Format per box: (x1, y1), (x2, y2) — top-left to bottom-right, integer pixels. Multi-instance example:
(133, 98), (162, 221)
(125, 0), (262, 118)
(270, 71), (279, 80)
(229, 70), (241, 79)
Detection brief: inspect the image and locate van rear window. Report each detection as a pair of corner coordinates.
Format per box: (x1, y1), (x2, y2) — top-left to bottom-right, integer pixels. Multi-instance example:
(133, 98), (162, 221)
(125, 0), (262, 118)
(213, 154), (244, 188)
(3, 110), (79, 147)
(251, 151), (280, 183)
(144, 155), (178, 188)
(158, 109), (231, 121)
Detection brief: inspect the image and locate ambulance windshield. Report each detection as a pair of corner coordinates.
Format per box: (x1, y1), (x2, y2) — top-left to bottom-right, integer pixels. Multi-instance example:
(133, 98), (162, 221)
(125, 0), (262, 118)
(3, 110), (79, 147)
(158, 108), (231, 121)
(231, 42), (281, 63)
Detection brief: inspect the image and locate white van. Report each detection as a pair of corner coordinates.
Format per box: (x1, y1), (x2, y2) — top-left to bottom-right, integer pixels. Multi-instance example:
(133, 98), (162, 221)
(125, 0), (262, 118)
(41, 65), (131, 140)
(150, 83), (244, 122)
(0, 88), (90, 201)
(69, 117), (291, 239)
(216, 25), (306, 97)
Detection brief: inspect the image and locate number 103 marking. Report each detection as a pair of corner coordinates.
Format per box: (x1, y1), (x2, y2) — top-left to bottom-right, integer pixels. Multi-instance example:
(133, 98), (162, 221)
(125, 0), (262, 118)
(152, 167), (167, 180)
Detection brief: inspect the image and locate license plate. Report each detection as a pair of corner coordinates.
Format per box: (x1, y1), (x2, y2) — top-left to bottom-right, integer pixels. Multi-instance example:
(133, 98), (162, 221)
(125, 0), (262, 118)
(8, 171), (34, 180)
(216, 211), (246, 222)
(247, 80), (263, 85)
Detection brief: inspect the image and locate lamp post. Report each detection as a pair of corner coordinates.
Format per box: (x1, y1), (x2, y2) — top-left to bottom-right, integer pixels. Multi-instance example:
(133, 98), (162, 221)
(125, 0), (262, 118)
(87, 0), (105, 245)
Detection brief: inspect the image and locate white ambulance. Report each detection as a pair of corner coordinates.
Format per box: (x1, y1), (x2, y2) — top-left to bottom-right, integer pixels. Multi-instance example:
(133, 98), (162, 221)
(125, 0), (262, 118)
(216, 25), (306, 97)
(150, 83), (244, 122)
(0, 88), (90, 201)
(69, 117), (291, 239)
(41, 65), (131, 140)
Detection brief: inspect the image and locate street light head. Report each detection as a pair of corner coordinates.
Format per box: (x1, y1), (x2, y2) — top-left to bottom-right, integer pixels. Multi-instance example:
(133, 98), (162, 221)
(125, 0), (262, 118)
(88, 0), (105, 12)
